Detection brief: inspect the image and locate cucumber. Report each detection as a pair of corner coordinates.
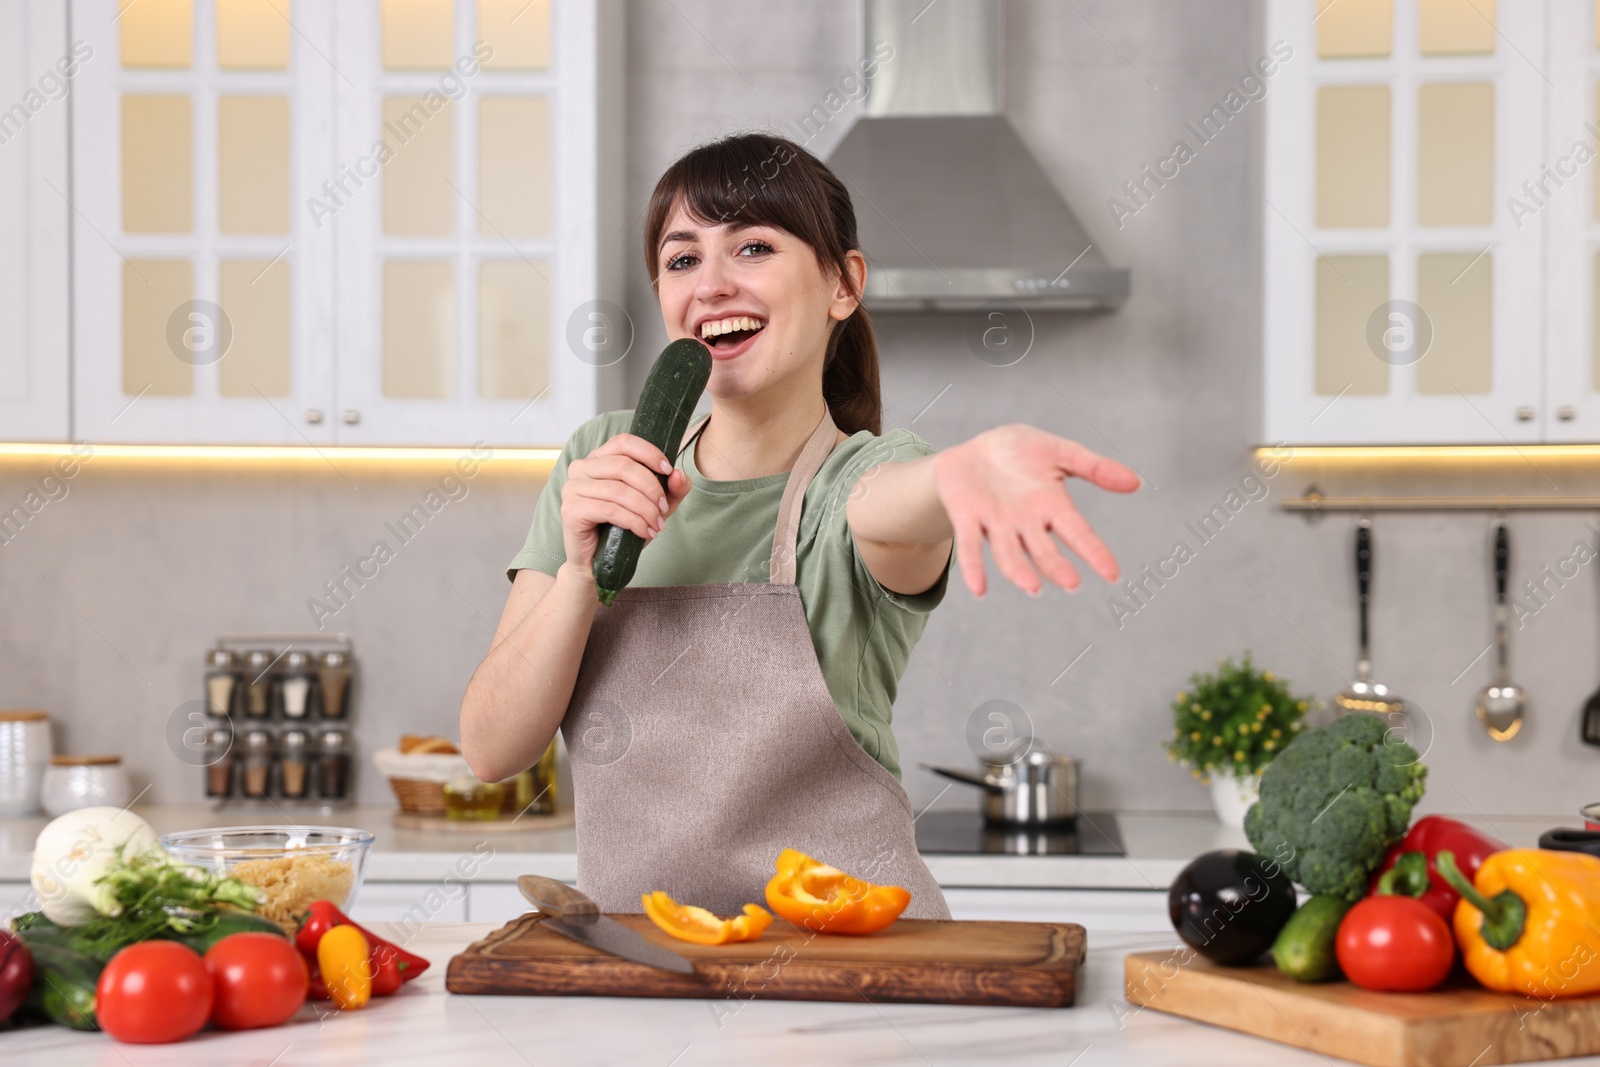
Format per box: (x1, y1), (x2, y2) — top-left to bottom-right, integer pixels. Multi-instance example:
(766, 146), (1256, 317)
(1272, 894), (1354, 983)
(21, 940), (101, 1031)
(175, 909), (287, 955)
(591, 338), (713, 606)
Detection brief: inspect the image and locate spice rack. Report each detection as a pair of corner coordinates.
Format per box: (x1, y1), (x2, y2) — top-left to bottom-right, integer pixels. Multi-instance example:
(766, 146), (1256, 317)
(202, 633), (357, 813)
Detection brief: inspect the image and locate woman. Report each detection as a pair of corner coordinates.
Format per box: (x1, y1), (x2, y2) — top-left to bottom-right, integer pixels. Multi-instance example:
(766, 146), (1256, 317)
(460, 133), (1139, 920)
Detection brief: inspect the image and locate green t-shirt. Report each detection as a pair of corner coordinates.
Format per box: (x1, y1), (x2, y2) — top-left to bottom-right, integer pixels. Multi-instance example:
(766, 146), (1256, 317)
(506, 410), (952, 780)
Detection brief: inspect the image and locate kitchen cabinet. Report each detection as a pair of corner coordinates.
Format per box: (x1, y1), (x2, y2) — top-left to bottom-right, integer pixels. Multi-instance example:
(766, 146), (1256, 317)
(1261, 0), (1562, 445)
(62, 0), (623, 448)
(0, 3), (71, 441)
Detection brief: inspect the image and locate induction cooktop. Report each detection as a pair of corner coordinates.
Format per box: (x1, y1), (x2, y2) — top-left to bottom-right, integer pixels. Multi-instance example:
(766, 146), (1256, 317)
(914, 810), (1124, 857)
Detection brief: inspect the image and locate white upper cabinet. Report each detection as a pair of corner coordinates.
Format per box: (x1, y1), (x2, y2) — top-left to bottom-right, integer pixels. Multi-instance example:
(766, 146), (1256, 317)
(0, 3), (71, 441)
(66, 0), (621, 446)
(1262, 0), (1547, 445)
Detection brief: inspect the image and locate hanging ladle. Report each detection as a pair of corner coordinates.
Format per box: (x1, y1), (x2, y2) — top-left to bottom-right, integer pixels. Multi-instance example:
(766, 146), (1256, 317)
(1476, 521), (1527, 742)
(1334, 519), (1407, 719)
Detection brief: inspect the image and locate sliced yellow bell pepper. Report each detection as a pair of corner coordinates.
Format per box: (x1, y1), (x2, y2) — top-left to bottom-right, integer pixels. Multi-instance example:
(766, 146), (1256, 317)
(764, 847), (911, 935)
(1437, 848), (1600, 998)
(641, 891), (773, 945)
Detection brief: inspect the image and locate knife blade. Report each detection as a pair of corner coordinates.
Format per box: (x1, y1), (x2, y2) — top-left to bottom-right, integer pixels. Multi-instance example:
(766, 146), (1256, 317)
(517, 875), (695, 975)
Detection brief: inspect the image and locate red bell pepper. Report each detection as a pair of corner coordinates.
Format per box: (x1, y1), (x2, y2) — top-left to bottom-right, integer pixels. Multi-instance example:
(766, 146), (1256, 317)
(1369, 815), (1507, 923)
(294, 900), (430, 982)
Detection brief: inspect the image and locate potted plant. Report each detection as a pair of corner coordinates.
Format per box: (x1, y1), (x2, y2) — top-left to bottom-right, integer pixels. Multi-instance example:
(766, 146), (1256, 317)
(1165, 653), (1311, 827)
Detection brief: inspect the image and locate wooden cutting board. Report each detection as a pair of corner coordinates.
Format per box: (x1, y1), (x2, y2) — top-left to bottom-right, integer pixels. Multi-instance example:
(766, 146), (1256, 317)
(446, 913), (1086, 1007)
(1126, 951), (1600, 1067)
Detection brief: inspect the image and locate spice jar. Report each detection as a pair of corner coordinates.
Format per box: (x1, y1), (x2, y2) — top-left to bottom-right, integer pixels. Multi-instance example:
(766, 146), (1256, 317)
(279, 729), (311, 799)
(204, 649), (241, 719)
(317, 729), (349, 799)
(240, 729), (274, 798)
(317, 650), (352, 719)
(203, 726), (234, 797)
(278, 651), (315, 720)
(243, 650), (274, 719)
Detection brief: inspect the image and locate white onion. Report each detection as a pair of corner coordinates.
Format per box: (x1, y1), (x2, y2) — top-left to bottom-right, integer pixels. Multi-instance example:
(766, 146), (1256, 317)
(30, 807), (159, 925)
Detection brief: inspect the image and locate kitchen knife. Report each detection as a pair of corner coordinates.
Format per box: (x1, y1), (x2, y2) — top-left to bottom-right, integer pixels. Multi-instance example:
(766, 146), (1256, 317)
(517, 874), (695, 975)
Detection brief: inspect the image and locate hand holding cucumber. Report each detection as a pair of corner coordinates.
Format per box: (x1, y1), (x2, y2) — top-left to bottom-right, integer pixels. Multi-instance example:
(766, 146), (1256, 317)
(560, 433), (692, 575)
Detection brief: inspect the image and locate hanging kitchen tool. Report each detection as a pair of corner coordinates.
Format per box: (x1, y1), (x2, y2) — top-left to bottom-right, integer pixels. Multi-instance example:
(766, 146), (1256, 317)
(1582, 530), (1600, 746)
(1334, 520), (1407, 719)
(1476, 521), (1527, 742)
(921, 743), (1079, 826)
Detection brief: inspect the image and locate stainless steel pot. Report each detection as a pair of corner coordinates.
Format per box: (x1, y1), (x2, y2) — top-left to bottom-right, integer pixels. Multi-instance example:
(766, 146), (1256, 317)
(921, 745), (1079, 826)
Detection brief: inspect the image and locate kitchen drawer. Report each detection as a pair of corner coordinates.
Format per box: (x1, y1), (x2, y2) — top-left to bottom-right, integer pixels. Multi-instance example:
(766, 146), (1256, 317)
(943, 888), (1169, 931)
(345, 881), (468, 925)
(466, 882), (541, 925)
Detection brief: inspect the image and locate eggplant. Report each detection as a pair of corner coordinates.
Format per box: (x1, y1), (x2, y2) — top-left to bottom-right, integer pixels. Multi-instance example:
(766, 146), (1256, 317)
(1168, 849), (1297, 965)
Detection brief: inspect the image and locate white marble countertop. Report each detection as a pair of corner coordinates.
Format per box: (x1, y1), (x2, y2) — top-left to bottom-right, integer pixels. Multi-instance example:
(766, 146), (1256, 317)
(5, 920), (1598, 1066)
(0, 805), (1573, 891)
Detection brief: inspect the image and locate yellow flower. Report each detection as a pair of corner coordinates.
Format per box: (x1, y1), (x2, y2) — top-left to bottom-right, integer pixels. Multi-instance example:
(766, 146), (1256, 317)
(1167, 751), (1178, 762)
(1263, 671), (1275, 682)
(1190, 730), (1202, 742)
(1234, 751), (1245, 761)
(1253, 721), (1263, 733)
(1260, 703), (1272, 716)
(1212, 736), (1223, 746)
(1297, 700), (1308, 712)
(1200, 710), (1212, 721)
(1264, 740), (1275, 750)
(1190, 703), (1202, 713)
(1292, 721), (1304, 730)
(1192, 769), (1202, 778)
(1272, 728), (1282, 738)
(1200, 776), (1212, 786)
(1177, 692), (1187, 704)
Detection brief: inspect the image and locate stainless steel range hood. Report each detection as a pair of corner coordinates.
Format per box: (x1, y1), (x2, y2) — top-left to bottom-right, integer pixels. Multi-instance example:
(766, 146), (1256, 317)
(827, 0), (1129, 312)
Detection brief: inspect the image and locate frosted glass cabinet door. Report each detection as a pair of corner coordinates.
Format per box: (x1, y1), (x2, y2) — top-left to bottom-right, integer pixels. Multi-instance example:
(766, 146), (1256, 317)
(329, 0), (620, 446)
(69, 0), (336, 444)
(0, 3), (70, 441)
(1262, 0), (1546, 445)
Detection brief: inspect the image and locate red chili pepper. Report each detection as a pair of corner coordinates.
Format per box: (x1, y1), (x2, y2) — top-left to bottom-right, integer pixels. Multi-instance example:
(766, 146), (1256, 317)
(1369, 815), (1507, 922)
(307, 962), (331, 1001)
(370, 943), (403, 997)
(294, 900), (430, 981)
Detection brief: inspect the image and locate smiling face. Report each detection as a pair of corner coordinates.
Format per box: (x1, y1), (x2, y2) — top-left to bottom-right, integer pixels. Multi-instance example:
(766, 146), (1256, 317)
(654, 200), (863, 404)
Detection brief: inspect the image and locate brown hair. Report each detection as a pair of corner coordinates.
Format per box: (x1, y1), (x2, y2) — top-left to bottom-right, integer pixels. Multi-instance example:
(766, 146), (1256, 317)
(643, 132), (882, 436)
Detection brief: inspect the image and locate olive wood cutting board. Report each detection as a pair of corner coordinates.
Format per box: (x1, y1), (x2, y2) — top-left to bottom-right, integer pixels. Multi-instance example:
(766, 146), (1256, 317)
(446, 913), (1086, 1007)
(1125, 950), (1600, 1067)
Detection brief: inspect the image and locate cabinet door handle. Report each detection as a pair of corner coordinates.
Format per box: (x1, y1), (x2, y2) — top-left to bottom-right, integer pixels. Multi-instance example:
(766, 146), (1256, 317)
(342, 410), (361, 425)
(1559, 405), (1577, 421)
(306, 409), (324, 424)
(1515, 406), (1535, 422)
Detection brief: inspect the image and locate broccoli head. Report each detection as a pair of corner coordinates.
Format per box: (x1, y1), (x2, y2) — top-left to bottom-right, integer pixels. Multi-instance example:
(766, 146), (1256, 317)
(1243, 712), (1426, 900)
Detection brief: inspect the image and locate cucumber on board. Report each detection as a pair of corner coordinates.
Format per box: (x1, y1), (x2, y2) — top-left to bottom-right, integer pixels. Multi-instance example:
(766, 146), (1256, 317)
(592, 338), (713, 606)
(21, 940), (101, 1031)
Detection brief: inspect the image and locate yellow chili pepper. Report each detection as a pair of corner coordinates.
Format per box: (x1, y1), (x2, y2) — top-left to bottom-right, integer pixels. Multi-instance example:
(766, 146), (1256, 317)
(317, 923), (373, 1011)
(640, 891), (773, 945)
(1437, 849), (1600, 999)
(764, 847), (910, 935)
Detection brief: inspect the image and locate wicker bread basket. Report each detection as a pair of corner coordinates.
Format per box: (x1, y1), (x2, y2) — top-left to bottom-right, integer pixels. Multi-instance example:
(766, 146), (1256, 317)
(372, 747), (520, 816)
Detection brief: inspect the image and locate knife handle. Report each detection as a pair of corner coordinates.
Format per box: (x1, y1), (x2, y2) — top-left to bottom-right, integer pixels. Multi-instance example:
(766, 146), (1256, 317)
(518, 874), (599, 919)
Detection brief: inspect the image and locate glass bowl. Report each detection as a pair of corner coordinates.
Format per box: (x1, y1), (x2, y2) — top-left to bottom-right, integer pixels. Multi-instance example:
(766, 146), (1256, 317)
(159, 825), (375, 929)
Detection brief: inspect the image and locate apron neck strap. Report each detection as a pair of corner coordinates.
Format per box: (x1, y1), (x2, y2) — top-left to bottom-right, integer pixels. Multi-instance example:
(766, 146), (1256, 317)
(680, 408), (840, 586)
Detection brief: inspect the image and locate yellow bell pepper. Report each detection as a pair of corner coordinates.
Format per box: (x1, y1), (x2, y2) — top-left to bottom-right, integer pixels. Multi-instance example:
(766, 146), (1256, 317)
(763, 847), (911, 935)
(1437, 848), (1600, 998)
(317, 923), (373, 1011)
(641, 891), (773, 945)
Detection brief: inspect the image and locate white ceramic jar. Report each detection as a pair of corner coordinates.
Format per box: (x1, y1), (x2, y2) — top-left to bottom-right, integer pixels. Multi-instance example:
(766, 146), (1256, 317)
(41, 755), (131, 816)
(0, 710), (52, 815)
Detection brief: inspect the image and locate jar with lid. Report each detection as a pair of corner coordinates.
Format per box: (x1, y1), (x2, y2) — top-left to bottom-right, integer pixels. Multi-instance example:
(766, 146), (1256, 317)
(204, 650), (241, 718)
(279, 729), (311, 799)
(0, 710), (52, 816)
(317, 650), (352, 718)
(243, 650), (274, 719)
(240, 729), (274, 798)
(277, 651), (316, 720)
(42, 756), (131, 816)
(316, 729), (349, 799)
(203, 726), (234, 798)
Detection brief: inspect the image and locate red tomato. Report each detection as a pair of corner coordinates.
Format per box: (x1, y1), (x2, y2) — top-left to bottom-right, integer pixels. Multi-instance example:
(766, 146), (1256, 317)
(1335, 896), (1454, 992)
(96, 941), (214, 1044)
(203, 932), (310, 1031)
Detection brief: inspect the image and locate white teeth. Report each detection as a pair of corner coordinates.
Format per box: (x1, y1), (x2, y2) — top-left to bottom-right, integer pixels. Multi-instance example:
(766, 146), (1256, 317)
(700, 316), (764, 339)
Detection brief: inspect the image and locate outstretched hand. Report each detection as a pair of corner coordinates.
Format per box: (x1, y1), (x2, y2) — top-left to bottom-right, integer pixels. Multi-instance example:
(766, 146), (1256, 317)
(931, 425), (1141, 598)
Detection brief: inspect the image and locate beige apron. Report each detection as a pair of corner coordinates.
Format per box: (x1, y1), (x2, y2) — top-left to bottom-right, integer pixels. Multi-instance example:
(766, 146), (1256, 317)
(561, 409), (951, 920)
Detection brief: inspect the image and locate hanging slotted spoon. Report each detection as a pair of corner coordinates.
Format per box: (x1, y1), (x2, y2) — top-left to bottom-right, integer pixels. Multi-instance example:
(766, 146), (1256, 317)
(1335, 520), (1407, 719)
(1477, 521), (1526, 742)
